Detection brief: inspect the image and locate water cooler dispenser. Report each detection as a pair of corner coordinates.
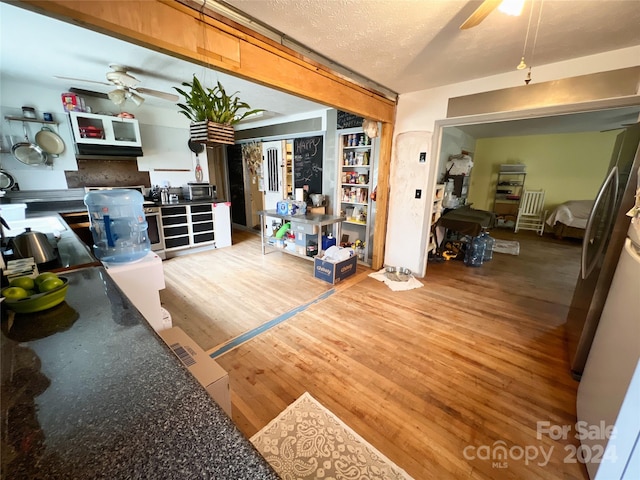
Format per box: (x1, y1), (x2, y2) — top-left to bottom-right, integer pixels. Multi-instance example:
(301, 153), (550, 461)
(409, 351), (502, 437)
(84, 189), (171, 332)
(84, 189), (150, 263)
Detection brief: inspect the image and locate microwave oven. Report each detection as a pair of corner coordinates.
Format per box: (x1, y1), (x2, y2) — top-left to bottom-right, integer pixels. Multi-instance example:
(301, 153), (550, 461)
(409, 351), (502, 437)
(182, 183), (216, 201)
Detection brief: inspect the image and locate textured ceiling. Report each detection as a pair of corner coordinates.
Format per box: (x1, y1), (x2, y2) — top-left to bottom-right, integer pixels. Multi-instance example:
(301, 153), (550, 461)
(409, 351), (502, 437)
(220, 0), (640, 94)
(1, 1), (638, 137)
(0, 2), (325, 118)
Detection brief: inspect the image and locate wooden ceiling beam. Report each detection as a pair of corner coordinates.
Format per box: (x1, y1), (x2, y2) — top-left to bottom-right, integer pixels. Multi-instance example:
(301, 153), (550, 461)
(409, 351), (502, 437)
(17, 0), (395, 269)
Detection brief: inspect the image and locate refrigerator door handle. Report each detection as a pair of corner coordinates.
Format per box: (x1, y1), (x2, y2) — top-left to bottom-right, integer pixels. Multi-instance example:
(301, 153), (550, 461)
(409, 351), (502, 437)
(581, 166), (619, 279)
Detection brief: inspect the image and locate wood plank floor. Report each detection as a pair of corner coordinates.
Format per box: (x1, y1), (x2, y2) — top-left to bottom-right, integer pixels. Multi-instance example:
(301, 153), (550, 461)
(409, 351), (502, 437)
(160, 230), (334, 351)
(164, 228), (588, 479)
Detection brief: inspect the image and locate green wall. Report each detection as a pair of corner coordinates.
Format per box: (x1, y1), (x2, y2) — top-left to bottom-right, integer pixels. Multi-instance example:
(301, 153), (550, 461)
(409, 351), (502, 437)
(467, 130), (621, 212)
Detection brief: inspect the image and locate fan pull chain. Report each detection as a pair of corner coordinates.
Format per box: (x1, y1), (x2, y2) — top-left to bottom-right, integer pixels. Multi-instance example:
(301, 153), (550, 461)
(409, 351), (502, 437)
(524, 0), (545, 85)
(517, 0), (535, 70)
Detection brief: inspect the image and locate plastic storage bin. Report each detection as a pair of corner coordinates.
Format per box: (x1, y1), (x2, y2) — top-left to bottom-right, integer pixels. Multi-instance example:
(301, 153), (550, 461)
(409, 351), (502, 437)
(0, 203), (27, 222)
(84, 189), (150, 263)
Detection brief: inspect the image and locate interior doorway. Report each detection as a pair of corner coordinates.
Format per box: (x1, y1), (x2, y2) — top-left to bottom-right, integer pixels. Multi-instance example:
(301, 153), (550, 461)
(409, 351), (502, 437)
(428, 102), (640, 314)
(226, 144), (247, 227)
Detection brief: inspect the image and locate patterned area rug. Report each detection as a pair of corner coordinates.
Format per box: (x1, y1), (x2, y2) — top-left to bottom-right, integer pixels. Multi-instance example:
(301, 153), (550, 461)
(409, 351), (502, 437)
(251, 392), (413, 480)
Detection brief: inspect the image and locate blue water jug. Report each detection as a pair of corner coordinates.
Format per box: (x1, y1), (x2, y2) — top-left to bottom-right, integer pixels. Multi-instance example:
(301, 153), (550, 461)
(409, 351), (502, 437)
(483, 232), (495, 261)
(322, 233), (336, 250)
(84, 189), (150, 263)
(464, 234), (486, 267)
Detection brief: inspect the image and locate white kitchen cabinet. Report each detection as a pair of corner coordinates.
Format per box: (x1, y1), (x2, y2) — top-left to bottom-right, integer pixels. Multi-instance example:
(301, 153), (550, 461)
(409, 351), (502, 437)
(161, 202), (232, 257)
(336, 128), (377, 265)
(68, 111), (143, 156)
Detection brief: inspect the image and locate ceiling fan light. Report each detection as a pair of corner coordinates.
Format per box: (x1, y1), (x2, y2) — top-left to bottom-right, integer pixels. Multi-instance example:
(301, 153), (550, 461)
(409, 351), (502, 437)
(129, 92), (145, 106)
(108, 88), (126, 105)
(498, 0), (525, 17)
(516, 57), (527, 70)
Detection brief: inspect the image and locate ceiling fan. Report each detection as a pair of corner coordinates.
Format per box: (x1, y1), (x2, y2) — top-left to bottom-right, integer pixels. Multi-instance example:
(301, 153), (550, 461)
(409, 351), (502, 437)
(55, 64), (179, 106)
(460, 0), (525, 30)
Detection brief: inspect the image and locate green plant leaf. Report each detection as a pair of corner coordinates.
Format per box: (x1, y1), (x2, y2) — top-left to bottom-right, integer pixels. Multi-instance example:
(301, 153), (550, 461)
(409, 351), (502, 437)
(173, 74), (262, 126)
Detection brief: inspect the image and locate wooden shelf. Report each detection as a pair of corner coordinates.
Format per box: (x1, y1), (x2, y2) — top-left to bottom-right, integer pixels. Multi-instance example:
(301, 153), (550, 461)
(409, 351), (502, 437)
(344, 220), (367, 226)
(343, 145), (372, 150)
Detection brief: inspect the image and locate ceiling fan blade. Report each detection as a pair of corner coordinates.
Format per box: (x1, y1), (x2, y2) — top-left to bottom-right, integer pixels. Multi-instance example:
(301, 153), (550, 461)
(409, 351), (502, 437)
(107, 70), (140, 87)
(69, 87), (109, 99)
(460, 0), (503, 30)
(54, 75), (111, 86)
(134, 87), (179, 102)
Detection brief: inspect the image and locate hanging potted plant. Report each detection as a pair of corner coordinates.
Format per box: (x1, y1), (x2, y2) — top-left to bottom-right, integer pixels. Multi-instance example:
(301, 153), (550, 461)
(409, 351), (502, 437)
(174, 75), (263, 145)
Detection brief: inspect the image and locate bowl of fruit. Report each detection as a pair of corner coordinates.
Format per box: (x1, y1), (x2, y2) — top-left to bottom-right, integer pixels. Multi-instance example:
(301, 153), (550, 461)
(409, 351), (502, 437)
(1, 273), (69, 314)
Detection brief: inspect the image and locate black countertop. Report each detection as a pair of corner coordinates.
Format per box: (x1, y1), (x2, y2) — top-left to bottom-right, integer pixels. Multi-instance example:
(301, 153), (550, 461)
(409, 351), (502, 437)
(0, 266), (279, 479)
(1, 211), (100, 277)
(0, 191), (221, 214)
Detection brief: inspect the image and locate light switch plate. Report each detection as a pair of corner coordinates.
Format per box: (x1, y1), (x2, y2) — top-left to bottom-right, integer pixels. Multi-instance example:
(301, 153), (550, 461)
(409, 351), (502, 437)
(415, 189), (422, 199)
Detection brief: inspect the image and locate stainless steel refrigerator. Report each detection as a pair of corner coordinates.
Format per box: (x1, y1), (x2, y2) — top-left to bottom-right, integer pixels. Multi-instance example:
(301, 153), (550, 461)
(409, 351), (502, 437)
(566, 123), (640, 379)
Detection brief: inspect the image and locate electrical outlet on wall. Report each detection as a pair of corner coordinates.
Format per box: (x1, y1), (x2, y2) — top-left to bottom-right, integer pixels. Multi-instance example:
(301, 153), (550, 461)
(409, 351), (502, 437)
(415, 189), (422, 199)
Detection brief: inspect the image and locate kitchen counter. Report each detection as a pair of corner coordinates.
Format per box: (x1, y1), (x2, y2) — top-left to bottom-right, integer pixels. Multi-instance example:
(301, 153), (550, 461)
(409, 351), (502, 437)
(0, 266), (279, 479)
(1, 211), (100, 274)
(156, 198), (225, 207)
(258, 209), (345, 226)
(1, 189), (226, 211)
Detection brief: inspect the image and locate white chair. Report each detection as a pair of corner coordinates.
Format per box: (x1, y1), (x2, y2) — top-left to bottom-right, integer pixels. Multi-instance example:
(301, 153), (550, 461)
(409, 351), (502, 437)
(515, 189), (547, 235)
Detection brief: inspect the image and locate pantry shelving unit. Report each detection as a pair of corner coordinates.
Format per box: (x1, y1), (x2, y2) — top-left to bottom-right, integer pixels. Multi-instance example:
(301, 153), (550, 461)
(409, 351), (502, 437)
(337, 127), (377, 265)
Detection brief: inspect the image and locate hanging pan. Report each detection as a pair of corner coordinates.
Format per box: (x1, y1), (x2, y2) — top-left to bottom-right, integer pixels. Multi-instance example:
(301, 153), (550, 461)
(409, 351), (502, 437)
(188, 139), (205, 155)
(12, 123), (49, 166)
(35, 126), (65, 157)
(0, 169), (15, 190)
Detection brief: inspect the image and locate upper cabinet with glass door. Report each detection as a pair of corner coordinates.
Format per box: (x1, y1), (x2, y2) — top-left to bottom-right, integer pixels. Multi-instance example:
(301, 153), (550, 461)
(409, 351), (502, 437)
(68, 112), (142, 148)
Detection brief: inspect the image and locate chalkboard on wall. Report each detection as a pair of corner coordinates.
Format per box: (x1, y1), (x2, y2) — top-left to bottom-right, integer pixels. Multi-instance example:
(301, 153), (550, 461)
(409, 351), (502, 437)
(337, 110), (364, 129)
(294, 136), (323, 194)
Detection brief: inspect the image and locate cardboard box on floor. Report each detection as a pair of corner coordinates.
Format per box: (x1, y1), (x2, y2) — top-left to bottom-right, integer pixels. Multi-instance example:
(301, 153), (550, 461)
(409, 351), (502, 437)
(314, 253), (357, 284)
(159, 326), (232, 417)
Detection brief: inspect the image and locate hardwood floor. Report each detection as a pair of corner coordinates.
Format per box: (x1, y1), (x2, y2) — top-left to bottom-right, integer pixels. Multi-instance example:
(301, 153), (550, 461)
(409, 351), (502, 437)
(164, 228), (588, 479)
(160, 230), (334, 351)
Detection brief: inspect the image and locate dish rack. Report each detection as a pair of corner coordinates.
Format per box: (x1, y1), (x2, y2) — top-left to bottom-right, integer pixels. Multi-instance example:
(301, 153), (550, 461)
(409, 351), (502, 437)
(79, 126), (105, 139)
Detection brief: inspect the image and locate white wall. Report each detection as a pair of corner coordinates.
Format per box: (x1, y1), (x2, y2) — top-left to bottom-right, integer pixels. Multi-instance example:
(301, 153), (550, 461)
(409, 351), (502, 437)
(386, 46), (640, 277)
(0, 74), (335, 204)
(438, 127), (477, 182)
(0, 78), (205, 191)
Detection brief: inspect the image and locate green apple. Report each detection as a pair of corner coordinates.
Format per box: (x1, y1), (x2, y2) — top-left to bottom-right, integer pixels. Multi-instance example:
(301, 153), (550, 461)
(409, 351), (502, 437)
(9, 276), (35, 291)
(35, 272), (59, 287)
(38, 277), (64, 292)
(1, 286), (29, 301)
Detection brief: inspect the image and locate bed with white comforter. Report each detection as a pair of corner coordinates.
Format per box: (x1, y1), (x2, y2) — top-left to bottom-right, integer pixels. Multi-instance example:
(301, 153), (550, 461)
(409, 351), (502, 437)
(546, 200), (594, 238)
